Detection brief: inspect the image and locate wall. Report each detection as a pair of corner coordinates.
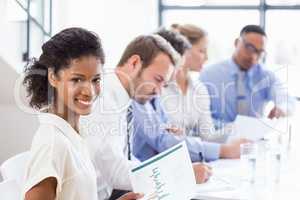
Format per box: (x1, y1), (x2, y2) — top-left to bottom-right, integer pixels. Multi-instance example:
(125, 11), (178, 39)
(0, 105), (37, 164)
(0, 0), (27, 73)
(52, 0), (159, 68)
(0, 56), (37, 165)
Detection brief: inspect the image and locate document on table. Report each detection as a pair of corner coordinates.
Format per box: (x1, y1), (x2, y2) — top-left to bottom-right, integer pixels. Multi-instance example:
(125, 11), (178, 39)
(129, 141), (196, 200)
(227, 115), (287, 142)
(192, 159), (248, 200)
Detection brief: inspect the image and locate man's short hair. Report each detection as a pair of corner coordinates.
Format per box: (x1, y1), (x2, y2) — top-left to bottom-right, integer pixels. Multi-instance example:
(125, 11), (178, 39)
(240, 25), (266, 37)
(117, 34), (180, 68)
(155, 27), (191, 56)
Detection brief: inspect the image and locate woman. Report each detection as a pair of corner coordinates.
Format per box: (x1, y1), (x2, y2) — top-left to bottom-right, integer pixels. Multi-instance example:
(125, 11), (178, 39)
(22, 27), (142, 200)
(160, 24), (228, 142)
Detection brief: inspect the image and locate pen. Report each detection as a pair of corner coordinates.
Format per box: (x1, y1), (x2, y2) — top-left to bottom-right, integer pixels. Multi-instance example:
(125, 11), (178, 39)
(199, 152), (204, 163)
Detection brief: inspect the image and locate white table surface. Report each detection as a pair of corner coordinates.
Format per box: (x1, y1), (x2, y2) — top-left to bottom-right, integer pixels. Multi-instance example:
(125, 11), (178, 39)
(193, 116), (300, 200)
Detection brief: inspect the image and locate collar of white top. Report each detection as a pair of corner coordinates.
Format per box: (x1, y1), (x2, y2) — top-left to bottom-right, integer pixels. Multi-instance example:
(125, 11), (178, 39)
(38, 112), (83, 149)
(167, 71), (196, 94)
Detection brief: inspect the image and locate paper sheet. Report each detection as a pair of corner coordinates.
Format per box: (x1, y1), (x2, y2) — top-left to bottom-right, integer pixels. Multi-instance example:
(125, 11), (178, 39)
(129, 141), (196, 200)
(227, 115), (287, 142)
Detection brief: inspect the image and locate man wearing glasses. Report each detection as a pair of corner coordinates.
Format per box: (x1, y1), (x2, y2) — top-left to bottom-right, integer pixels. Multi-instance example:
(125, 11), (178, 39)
(200, 25), (295, 127)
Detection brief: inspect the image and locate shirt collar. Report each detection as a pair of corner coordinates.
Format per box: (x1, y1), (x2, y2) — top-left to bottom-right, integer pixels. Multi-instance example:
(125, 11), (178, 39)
(228, 58), (241, 76)
(111, 70), (131, 107)
(187, 71), (199, 88)
(99, 68), (132, 114)
(228, 57), (260, 78)
(38, 112), (83, 150)
(166, 71), (195, 94)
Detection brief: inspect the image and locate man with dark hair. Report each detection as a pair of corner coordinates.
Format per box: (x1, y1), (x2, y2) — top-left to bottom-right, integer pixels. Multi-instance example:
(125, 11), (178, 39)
(240, 24), (266, 37)
(82, 34), (210, 200)
(200, 24), (296, 126)
(131, 28), (249, 163)
(155, 27), (192, 55)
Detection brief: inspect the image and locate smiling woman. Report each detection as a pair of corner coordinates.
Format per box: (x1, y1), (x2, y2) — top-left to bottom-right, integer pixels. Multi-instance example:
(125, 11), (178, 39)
(21, 27), (105, 200)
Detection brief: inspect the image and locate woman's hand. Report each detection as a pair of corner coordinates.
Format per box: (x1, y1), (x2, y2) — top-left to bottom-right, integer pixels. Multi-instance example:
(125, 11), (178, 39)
(117, 192), (144, 200)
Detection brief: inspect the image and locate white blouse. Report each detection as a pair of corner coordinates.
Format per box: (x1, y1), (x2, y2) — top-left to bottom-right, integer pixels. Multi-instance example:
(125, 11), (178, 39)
(161, 73), (228, 143)
(22, 112), (98, 200)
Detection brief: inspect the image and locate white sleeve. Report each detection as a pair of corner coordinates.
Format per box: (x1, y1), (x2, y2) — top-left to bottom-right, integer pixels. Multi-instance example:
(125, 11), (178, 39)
(193, 82), (219, 141)
(22, 135), (66, 198)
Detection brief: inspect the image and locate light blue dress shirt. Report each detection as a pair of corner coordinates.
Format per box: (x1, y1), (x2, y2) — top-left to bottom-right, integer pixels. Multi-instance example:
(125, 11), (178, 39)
(131, 98), (220, 162)
(200, 58), (295, 126)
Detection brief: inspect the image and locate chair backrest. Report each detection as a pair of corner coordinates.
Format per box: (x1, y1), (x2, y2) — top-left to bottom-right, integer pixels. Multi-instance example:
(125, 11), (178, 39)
(0, 179), (21, 200)
(0, 151), (30, 187)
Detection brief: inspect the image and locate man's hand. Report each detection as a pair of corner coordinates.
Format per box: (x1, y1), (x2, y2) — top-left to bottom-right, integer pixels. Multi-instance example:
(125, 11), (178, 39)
(268, 106), (286, 119)
(192, 163), (212, 184)
(117, 192), (144, 200)
(220, 138), (252, 159)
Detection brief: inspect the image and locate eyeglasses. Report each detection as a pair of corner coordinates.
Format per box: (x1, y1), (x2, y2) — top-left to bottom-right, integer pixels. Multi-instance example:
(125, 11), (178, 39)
(240, 37), (266, 59)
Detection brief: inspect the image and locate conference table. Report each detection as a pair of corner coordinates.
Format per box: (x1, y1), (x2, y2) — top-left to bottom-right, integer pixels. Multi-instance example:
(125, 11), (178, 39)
(192, 116), (300, 200)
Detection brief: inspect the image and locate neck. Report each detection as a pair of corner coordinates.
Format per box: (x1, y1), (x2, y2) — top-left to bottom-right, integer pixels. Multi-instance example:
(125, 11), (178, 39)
(50, 104), (80, 133)
(115, 67), (132, 97)
(232, 55), (247, 71)
(176, 66), (189, 94)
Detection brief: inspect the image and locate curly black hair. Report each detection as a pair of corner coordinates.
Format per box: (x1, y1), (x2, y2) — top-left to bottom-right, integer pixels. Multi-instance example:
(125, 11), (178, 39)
(23, 27), (105, 109)
(155, 27), (191, 56)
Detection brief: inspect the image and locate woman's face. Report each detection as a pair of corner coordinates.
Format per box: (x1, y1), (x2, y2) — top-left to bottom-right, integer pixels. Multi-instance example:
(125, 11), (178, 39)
(51, 55), (102, 117)
(184, 37), (208, 72)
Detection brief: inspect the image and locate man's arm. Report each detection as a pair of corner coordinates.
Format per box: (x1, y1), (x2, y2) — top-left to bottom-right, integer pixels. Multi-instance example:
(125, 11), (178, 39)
(132, 101), (221, 162)
(267, 70), (296, 117)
